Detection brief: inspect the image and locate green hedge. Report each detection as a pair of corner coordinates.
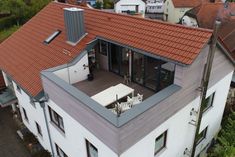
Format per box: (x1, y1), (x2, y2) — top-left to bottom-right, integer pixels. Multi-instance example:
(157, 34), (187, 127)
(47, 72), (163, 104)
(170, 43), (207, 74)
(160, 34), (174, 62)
(0, 16), (17, 30)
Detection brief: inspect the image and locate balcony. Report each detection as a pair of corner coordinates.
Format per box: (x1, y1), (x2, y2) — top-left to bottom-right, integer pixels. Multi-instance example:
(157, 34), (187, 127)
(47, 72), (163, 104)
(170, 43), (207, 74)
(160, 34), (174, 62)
(70, 40), (175, 114)
(0, 87), (17, 108)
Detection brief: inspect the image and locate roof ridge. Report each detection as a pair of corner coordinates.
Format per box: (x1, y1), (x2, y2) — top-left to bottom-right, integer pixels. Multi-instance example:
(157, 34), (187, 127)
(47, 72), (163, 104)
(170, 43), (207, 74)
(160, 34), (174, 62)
(52, 1), (213, 33)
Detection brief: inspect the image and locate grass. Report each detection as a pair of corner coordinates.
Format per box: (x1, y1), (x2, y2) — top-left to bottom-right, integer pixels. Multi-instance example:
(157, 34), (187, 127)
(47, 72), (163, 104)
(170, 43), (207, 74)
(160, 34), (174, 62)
(0, 25), (20, 43)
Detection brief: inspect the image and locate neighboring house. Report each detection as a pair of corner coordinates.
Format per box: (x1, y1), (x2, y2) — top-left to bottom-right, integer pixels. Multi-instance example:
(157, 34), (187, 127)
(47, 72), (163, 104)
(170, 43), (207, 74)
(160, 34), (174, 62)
(77, 0), (97, 6)
(163, 0), (201, 23)
(182, 2), (235, 86)
(114, 0), (146, 17)
(63, 0), (97, 6)
(0, 2), (234, 157)
(146, 0), (164, 13)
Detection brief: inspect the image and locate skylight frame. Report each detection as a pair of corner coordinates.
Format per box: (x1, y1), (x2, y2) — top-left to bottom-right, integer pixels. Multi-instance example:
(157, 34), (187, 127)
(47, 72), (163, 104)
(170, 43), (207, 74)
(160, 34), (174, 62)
(44, 30), (61, 44)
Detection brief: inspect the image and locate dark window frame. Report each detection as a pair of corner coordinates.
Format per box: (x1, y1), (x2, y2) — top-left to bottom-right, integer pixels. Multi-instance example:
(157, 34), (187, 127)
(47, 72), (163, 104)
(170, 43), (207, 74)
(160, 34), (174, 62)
(55, 143), (68, 157)
(48, 106), (64, 132)
(35, 122), (42, 136)
(99, 40), (108, 56)
(22, 107), (28, 121)
(196, 127), (208, 145)
(86, 139), (98, 157)
(16, 85), (21, 93)
(154, 131), (167, 155)
(202, 92), (215, 113)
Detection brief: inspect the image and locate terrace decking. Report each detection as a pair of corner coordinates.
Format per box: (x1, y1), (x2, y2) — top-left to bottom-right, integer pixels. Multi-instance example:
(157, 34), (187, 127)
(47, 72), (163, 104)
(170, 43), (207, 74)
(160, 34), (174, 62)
(73, 70), (155, 100)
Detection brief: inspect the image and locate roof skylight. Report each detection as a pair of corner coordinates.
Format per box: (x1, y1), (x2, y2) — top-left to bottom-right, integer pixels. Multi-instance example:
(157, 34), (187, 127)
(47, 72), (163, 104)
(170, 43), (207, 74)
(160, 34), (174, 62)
(44, 30), (61, 44)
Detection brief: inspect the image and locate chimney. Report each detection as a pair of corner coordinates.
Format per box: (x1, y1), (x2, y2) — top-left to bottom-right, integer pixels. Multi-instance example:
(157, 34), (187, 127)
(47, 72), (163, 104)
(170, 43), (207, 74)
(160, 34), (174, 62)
(64, 8), (86, 45)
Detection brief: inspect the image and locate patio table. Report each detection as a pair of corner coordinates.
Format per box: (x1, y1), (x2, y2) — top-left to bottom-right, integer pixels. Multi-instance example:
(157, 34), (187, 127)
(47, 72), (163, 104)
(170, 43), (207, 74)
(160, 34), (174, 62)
(91, 83), (134, 106)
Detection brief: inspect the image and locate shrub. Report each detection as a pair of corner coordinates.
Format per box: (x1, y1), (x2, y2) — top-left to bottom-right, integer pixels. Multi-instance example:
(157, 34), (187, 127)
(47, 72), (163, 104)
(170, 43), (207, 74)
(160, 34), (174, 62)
(0, 16), (17, 30)
(31, 150), (51, 157)
(23, 132), (38, 144)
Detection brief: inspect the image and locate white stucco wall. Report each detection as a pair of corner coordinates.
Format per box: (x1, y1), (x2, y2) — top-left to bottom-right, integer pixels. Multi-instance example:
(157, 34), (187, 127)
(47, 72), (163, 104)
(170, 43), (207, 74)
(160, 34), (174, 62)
(120, 97), (200, 157)
(12, 81), (52, 152)
(195, 71), (234, 155)
(119, 70), (233, 157)
(182, 15), (198, 27)
(54, 53), (90, 84)
(164, 0), (191, 23)
(114, 0), (146, 15)
(45, 100), (118, 157)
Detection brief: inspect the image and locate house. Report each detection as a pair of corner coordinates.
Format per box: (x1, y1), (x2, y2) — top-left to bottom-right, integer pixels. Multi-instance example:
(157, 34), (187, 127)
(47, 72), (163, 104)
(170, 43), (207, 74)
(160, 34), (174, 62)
(181, 2), (235, 86)
(0, 2), (234, 157)
(163, 0), (201, 23)
(77, 0), (97, 6)
(146, 0), (164, 14)
(114, 0), (146, 17)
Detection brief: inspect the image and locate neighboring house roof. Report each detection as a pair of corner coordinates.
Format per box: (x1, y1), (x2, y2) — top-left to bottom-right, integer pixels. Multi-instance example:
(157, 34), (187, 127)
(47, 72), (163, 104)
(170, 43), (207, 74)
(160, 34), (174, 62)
(114, 0), (146, 4)
(172, 0), (201, 8)
(0, 2), (212, 97)
(185, 2), (235, 61)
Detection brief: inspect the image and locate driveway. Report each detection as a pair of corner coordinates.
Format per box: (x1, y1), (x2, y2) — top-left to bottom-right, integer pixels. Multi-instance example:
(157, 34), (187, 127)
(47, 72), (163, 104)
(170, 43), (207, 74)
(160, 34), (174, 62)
(0, 107), (30, 157)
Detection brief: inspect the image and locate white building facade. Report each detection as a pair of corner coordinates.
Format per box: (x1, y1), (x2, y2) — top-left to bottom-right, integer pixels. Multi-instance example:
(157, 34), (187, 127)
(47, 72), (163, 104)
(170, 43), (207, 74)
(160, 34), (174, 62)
(114, 0), (146, 17)
(146, 0), (164, 13)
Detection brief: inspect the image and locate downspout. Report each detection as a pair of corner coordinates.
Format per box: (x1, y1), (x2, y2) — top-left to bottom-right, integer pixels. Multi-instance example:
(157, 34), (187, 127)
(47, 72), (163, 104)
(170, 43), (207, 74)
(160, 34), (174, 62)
(35, 95), (55, 157)
(190, 20), (221, 157)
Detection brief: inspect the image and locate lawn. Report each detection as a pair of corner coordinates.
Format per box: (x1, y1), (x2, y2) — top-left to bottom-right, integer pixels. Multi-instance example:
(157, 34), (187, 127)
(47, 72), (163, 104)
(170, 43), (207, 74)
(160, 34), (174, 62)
(0, 25), (20, 43)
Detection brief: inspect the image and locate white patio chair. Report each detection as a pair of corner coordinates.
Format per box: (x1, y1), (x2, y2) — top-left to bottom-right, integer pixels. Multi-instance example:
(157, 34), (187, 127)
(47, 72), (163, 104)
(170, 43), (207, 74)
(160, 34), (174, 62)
(132, 93), (143, 105)
(119, 102), (131, 112)
(109, 108), (117, 114)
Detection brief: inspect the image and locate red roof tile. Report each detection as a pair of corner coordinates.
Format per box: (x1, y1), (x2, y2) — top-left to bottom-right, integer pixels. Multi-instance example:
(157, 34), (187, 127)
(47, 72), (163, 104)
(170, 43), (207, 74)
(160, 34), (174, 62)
(186, 2), (235, 61)
(172, 0), (201, 8)
(0, 2), (212, 97)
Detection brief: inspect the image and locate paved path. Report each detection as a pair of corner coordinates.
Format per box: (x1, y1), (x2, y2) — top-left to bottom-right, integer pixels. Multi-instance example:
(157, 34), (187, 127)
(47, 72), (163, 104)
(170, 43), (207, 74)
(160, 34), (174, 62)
(0, 107), (30, 157)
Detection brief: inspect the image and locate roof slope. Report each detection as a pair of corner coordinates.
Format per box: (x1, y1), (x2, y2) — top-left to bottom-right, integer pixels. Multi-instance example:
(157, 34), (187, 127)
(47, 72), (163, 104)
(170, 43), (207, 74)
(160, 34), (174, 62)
(0, 2), (212, 97)
(186, 2), (235, 61)
(172, 0), (201, 8)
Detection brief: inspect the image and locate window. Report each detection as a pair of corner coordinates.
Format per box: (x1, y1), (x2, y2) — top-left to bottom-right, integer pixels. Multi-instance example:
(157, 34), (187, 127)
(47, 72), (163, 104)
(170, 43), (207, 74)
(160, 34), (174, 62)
(16, 85), (21, 93)
(201, 92), (215, 112)
(30, 98), (36, 107)
(86, 140), (98, 157)
(48, 107), (64, 132)
(55, 144), (68, 157)
(44, 30), (61, 44)
(35, 122), (42, 136)
(196, 127), (208, 144)
(22, 108), (28, 121)
(154, 131), (167, 155)
(99, 41), (108, 56)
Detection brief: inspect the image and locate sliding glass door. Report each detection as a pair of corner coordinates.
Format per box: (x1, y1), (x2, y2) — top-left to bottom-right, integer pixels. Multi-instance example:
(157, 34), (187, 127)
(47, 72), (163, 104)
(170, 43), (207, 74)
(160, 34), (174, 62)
(110, 44), (120, 74)
(132, 52), (145, 85)
(132, 52), (175, 92)
(109, 44), (130, 76)
(145, 56), (160, 90)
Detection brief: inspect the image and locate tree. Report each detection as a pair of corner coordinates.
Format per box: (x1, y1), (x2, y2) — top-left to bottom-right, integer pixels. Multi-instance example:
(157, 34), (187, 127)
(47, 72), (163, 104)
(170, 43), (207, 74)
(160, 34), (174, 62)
(94, 1), (103, 9)
(0, 0), (27, 26)
(208, 112), (235, 157)
(103, 0), (114, 9)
